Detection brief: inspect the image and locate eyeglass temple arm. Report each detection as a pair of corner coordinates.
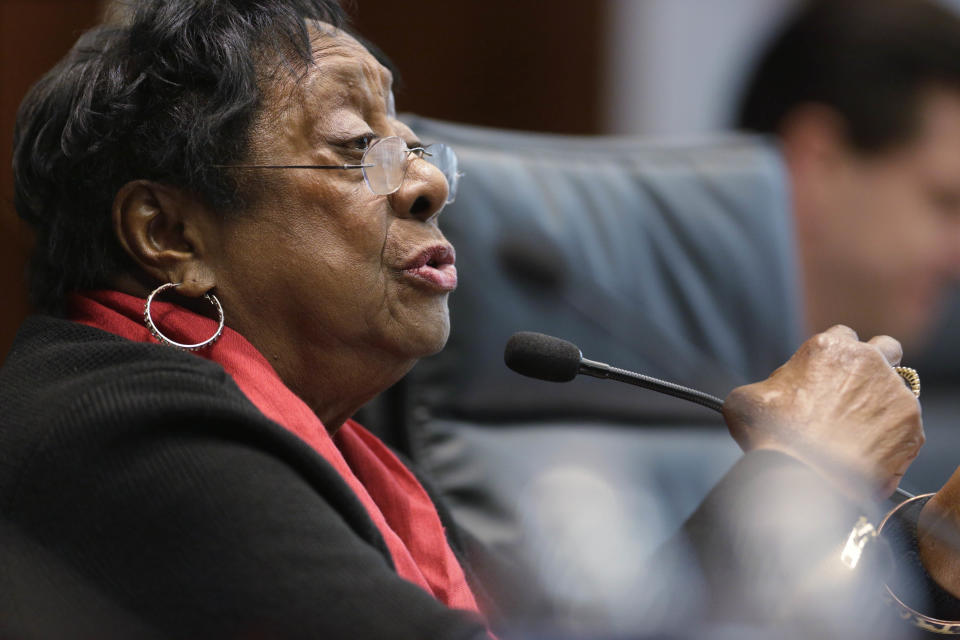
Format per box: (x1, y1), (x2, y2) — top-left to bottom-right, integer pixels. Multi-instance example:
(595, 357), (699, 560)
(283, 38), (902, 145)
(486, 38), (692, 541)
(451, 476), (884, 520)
(215, 145), (437, 170)
(213, 163), (374, 169)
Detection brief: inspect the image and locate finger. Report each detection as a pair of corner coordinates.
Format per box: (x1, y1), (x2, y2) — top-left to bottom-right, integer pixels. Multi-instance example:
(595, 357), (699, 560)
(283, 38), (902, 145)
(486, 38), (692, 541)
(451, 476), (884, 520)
(867, 334), (903, 366)
(823, 324), (859, 342)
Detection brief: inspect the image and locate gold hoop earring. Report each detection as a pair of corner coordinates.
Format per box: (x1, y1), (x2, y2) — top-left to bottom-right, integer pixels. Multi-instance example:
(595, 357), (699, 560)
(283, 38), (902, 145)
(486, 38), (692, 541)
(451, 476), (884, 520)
(143, 282), (224, 351)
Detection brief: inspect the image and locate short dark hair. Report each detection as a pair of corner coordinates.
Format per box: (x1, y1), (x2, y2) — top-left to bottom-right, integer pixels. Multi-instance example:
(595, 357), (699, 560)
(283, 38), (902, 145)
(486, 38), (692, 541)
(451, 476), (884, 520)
(13, 0), (347, 312)
(736, 0), (960, 152)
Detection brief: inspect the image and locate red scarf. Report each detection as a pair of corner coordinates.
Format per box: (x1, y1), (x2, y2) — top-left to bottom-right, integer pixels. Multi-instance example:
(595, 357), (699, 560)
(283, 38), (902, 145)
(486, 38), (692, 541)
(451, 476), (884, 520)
(68, 290), (483, 616)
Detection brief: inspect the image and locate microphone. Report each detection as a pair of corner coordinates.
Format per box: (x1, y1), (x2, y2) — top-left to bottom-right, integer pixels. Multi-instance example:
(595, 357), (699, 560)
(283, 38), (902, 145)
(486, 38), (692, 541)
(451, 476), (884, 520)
(503, 331), (916, 502)
(504, 331), (725, 413)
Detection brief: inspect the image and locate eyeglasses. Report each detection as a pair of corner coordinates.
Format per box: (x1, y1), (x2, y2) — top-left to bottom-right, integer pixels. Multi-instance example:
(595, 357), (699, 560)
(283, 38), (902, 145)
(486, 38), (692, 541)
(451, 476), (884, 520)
(218, 136), (461, 205)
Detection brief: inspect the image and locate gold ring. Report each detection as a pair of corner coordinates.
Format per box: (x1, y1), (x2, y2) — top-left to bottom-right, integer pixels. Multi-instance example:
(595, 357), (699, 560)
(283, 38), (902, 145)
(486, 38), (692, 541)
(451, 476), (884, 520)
(894, 366), (920, 398)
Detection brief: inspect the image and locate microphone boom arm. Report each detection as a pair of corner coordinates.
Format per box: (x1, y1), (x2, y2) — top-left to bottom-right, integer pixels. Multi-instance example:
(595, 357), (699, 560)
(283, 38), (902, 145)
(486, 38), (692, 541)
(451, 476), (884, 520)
(579, 357), (725, 413)
(580, 357), (914, 500)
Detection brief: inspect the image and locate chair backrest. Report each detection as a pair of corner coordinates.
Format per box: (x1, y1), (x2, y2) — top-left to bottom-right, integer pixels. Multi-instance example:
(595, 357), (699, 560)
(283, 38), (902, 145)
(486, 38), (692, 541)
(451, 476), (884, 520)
(360, 115), (800, 628)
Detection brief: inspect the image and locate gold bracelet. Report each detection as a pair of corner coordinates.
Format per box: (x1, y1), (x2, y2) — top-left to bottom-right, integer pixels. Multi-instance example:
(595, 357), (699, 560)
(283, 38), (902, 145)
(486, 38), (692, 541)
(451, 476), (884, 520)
(877, 493), (960, 635)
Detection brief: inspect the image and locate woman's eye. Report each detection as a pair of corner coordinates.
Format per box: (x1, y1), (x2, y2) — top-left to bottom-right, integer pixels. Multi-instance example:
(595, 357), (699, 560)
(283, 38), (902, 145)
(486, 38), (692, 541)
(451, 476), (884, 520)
(347, 135), (375, 151)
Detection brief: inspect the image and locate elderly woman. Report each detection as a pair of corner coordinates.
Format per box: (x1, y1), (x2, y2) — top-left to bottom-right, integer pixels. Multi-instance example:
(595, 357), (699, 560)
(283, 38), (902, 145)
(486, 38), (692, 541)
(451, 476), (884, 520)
(1, 0), (956, 637)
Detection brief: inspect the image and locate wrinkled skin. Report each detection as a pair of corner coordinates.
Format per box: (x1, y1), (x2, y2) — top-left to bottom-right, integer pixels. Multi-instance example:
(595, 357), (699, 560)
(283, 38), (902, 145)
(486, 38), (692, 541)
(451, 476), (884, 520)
(723, 324), (924, 501)
(200, 25), (453, 429)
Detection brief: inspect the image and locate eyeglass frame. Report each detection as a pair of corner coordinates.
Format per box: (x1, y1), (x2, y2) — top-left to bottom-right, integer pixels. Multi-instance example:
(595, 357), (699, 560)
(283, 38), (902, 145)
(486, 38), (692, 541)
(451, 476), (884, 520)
(214, 135), (461, 205)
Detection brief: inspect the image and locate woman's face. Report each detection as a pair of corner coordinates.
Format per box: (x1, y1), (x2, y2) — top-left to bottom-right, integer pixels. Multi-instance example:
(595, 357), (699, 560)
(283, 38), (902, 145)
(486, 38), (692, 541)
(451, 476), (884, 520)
(201, 25), (454, 407)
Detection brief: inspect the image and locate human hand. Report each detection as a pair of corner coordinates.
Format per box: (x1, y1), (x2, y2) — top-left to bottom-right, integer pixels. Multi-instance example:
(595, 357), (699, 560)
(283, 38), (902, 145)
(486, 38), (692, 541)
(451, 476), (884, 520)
(723, 325), (923, 501)
(918, 468), (960, 600)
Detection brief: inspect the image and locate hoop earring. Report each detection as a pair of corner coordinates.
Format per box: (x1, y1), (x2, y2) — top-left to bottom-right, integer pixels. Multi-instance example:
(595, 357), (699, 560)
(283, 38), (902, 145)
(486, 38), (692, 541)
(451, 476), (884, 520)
(143, 282), (224, 351)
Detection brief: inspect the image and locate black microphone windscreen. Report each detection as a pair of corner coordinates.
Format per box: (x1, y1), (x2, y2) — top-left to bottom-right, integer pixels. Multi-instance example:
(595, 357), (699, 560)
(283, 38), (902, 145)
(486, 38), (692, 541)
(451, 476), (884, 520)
(504, 331), (582, 382)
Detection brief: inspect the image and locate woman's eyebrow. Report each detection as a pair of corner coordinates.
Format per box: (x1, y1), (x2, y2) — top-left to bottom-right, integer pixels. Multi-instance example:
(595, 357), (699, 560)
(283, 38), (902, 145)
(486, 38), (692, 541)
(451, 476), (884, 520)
(330, 62), (394, 107)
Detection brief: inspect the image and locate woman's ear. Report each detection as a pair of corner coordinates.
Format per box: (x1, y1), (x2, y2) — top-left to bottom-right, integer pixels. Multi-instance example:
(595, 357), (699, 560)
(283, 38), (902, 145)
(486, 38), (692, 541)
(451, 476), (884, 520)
(112, 180), (217, 297)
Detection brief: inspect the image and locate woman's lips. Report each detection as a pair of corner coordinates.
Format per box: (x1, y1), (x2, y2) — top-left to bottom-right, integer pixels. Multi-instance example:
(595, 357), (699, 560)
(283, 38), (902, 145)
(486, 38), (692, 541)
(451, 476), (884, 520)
(403, 262), (458, 291)
(400, 244), (458, 291)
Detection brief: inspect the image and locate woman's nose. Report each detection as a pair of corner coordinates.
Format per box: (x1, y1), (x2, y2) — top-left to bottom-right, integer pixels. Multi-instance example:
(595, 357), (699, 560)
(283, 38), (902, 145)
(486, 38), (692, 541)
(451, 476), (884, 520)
(389, 155), (450, 221)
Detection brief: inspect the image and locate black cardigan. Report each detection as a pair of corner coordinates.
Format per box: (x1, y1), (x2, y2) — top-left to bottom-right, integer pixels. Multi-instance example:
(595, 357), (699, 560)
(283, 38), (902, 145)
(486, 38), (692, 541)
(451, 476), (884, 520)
(0, 316), (934, 638)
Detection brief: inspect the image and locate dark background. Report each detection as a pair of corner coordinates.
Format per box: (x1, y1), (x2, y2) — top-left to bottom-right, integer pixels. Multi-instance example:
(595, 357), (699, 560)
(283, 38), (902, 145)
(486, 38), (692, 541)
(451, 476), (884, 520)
(0, 0), (609, 360)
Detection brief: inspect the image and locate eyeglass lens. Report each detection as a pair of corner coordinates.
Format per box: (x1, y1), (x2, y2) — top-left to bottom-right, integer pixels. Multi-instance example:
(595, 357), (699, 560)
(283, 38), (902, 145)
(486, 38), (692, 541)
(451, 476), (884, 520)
(361, 136), (459, 204)
(425, 143), (459, 204)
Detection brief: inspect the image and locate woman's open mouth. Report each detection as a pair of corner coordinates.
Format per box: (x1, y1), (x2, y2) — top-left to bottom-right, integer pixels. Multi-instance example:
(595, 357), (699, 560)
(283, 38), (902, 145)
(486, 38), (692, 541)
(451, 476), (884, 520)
(401, 244), (458, 291)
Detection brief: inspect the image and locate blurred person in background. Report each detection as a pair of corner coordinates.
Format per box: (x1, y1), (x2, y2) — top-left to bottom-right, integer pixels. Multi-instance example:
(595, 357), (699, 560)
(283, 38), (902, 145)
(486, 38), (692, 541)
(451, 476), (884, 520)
(737, 0), (960, 352)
